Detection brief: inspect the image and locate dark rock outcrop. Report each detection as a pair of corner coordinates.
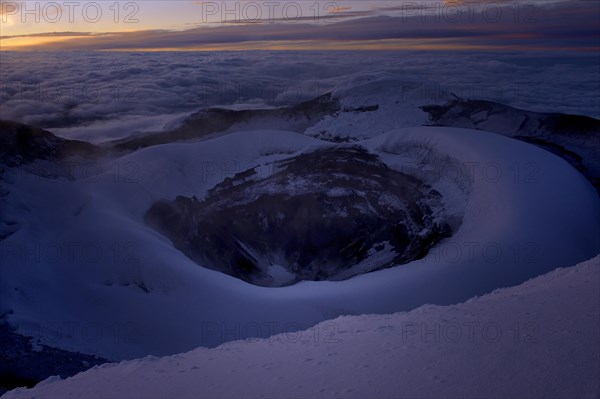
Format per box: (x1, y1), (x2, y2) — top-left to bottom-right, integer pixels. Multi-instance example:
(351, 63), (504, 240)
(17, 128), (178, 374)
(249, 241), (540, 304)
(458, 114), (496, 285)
(0, 322), (109, 395)
(0, 120), (100, 167)
(0, 120), (104, 242)
(422, 99), (600, 193)
(111, 93), (341, 151)
(145, 146), (452, 287)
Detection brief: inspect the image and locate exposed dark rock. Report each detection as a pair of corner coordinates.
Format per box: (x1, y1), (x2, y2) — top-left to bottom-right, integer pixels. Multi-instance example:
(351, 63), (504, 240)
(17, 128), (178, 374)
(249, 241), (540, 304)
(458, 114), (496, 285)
(421, 99), (600, 194)
(0, 120), (100, 167)
(343, 105), (380, 113)
(0, 322), (110, 395)
(145, 146), (452, 287)
(111, 93), (341, 151)
(310, 131), (359, 143)
(422, 99), (599, 137)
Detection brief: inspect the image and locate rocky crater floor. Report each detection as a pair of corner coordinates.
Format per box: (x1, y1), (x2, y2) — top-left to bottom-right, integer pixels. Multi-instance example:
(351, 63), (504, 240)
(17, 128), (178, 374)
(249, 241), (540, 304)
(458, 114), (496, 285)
(145, 146), (453, 287)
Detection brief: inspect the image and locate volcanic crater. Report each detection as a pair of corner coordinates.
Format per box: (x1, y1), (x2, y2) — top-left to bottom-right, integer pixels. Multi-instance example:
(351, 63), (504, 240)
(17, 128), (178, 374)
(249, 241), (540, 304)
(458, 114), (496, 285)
(145, 146), (453, 287)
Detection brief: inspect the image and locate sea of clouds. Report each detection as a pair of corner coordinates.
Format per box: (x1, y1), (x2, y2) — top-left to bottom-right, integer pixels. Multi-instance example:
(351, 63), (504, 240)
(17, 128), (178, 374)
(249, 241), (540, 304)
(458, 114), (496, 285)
(0, 50), (598, 142)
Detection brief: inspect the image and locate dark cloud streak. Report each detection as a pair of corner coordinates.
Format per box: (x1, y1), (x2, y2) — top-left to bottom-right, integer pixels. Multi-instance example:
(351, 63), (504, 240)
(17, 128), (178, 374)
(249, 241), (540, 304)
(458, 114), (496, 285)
(3, 1), (598, 51)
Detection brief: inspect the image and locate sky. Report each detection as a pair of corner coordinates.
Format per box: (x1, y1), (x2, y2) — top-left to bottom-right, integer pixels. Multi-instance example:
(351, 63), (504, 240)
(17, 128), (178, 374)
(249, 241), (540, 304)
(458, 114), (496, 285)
(0, 0), (599, 51)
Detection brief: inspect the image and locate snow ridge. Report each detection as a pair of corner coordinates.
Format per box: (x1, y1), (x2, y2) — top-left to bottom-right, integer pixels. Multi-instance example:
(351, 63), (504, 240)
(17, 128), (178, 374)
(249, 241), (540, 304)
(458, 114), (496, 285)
(4, 255), (598, 399)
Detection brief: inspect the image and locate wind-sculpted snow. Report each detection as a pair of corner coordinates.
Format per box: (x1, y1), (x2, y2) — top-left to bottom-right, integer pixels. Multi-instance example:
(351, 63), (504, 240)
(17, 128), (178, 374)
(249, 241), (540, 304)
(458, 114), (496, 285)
(145, 146), (452, 286)
(4, 254), (599, 399)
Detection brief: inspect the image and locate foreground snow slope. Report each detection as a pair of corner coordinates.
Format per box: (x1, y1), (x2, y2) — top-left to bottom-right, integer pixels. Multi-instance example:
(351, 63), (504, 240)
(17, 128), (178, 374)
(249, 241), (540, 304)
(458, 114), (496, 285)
(5, 254), (599, 399)
(2, 127), (599, 359)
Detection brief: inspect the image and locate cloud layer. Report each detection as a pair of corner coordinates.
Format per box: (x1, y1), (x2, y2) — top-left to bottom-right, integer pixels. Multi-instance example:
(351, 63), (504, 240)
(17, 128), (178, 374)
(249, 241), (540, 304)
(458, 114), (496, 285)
(1, 50), (598, 140)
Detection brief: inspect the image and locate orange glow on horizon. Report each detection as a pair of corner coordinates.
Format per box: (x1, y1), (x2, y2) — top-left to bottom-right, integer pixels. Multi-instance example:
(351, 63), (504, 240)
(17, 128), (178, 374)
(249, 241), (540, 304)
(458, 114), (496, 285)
(2, 36), (598, 53)
(0, 35), (97, 49)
